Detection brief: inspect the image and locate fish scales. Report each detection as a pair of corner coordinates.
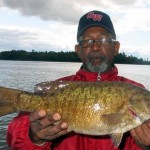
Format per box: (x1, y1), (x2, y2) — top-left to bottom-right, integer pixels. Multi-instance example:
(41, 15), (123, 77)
(33, 81), (144, 133)
(34, 81), (150, 136)
(0, 81), (150, 147)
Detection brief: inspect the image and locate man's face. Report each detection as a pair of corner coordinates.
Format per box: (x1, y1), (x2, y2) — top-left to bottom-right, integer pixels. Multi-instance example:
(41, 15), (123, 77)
(75, 27), (120, 73)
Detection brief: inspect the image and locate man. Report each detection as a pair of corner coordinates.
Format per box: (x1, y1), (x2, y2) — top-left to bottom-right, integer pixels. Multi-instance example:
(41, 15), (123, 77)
(7, 10), (150, 150)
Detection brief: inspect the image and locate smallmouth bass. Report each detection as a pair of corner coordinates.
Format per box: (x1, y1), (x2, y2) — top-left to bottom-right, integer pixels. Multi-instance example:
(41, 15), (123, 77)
(0, 81), (150, 147)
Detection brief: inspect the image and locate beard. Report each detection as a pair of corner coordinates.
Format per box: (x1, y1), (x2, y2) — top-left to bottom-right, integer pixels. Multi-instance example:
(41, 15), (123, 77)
(83, 52), (110, 73)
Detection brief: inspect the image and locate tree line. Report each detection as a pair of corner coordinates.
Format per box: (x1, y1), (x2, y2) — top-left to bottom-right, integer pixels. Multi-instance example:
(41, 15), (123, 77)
(0, 50), (149, 65)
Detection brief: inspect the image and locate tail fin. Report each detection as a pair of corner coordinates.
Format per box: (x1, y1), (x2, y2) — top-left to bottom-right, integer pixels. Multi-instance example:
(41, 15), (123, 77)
(0, 86), (22, 116)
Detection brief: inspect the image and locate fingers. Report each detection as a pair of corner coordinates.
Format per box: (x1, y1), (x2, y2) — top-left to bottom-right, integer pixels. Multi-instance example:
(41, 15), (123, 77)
(41, 113), (69, 138)
(130, 121), (150, 146)
(130, 127), (143, 144)
(140, 123), (150, 145)
(43, 121), (69, 140)
(39, 113), (61, 128)
(146, 120), (150, 128)
(29, 110), (46, 122)
(29, 110), (69, 143)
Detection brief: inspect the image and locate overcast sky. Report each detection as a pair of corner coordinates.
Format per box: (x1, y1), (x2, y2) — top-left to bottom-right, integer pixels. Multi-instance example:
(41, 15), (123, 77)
(0, 0), (150, 60)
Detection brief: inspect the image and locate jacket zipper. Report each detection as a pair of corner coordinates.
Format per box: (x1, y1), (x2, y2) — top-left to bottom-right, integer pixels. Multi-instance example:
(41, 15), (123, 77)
(97, 71), (101, 81)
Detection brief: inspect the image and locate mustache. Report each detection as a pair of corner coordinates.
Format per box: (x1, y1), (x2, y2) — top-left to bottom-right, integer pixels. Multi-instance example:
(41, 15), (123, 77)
(87, 52), (105, 60)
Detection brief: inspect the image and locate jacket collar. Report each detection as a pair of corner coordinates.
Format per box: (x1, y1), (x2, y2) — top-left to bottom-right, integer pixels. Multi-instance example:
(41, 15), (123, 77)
(76, 65), (118, 82)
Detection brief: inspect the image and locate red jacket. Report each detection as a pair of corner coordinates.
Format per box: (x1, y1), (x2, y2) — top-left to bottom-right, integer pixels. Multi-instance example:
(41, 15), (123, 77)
(7, 66), (144, 150)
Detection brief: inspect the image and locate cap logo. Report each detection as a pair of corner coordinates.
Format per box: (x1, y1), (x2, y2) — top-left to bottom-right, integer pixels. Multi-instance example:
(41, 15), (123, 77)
(87, 12), (103, 21)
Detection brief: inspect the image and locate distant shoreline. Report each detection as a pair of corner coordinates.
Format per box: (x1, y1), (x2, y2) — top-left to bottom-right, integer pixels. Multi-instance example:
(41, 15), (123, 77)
(0, 50), (149, 65)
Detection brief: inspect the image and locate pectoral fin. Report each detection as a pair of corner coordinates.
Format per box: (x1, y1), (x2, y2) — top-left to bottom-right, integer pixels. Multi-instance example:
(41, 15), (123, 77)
(110, 133), (123, 147)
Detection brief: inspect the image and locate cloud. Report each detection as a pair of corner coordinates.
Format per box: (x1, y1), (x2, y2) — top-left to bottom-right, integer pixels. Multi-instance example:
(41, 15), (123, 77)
(0, 25), (50, 50)
(0, 22), (77, 51)
(1, 0), (83, 24)
(1, 0), (146, 23)
(0, 0), (149, 59)
(113, 8), (150, 39)
(110, 0), (137, 5)
(120, 47), (150, 60)
(1, 0), (150, 33)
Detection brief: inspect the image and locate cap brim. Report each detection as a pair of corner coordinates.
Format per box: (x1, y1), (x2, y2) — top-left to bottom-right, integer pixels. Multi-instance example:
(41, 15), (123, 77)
(77, 24), (115, 40)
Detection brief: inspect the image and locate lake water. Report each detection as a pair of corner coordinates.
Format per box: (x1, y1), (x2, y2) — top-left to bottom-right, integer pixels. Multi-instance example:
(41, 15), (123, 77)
(0, 60), (150, 149)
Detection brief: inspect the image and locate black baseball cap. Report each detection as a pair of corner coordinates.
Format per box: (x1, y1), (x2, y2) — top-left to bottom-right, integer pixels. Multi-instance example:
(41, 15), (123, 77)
(77, 10), (116, 41)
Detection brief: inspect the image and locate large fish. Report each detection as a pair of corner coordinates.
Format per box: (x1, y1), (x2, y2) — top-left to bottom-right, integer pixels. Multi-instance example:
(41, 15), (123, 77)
(0, 81), (150, 147)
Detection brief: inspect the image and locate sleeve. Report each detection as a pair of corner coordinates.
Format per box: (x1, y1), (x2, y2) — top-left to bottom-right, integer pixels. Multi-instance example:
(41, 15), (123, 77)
(6, 112), (52, 150)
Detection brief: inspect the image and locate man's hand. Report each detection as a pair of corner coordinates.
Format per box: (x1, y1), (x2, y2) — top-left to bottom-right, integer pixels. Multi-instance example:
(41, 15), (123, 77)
(29, 110), (69, 145)
(130, 120), (150, 148)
